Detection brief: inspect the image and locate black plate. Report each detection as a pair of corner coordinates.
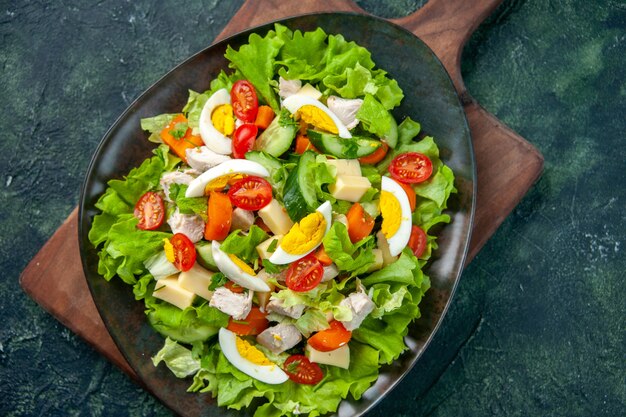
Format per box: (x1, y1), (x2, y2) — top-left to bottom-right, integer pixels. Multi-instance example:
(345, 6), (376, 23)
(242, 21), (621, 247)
(79, 12), (475, 417)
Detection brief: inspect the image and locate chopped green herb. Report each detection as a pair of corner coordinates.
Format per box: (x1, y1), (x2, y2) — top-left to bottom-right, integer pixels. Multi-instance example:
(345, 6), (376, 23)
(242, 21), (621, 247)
(170, 122), (188, 139)
(208, 272), (228, 291)
(267, 238), (279, 253)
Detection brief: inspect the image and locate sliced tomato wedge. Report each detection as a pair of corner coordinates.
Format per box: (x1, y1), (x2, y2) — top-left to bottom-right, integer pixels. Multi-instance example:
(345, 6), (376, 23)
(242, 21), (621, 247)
(230, 80), (258, 123)
(232, 123), (258, 159)
(346, 202), (375, 243)
(227, 176), (272, 211)
(285, 254), (323, 292)
(170, 233), (196, 272)
(204, 191), (232, 241)
(408, 225), (428, 258)
(227, 307), (269, 336)
(134, 191), (165, 230)
(283, 355), (323, 385)
(389, 152), (433, 184)
(308, 320), (352, 352)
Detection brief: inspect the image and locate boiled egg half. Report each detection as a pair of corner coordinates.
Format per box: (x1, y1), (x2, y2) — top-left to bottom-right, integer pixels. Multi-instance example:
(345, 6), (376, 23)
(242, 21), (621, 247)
(380, 176), (412, 256)
(211, 240), (271, 292)
(269, 201), (332, 265)
(219, 328), (288, 384)
(282, 94), (352, 138)
(199, 88), (233, 155)
(185, 160), (269, 197)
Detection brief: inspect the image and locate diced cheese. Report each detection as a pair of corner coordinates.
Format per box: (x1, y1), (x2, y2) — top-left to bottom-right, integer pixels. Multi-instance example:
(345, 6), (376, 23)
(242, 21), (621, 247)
(305, 344), (350, 369)
(367, 249), (384, 272)
(377, 230), (398, 266)
(325, 159), (361, 176)
(258, 200), (294, 235)
(153, 276), (195, 310)
(296, 83), (322, 100)
(256, 235), (284, 260)
(328, 175), (372, 202)
(178, 263), (214, 301)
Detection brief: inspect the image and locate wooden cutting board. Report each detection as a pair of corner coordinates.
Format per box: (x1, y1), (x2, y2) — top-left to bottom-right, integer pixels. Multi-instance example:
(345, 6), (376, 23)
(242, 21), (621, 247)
(19, 0), (543, 382)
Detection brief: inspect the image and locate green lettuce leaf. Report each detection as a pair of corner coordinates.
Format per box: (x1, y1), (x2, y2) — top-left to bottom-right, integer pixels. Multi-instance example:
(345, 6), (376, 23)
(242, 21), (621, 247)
(322, 222), (375, 277)
(168, 183), (208, 220)
(220, 225), (269, 264)
(152, 337), (201, 378)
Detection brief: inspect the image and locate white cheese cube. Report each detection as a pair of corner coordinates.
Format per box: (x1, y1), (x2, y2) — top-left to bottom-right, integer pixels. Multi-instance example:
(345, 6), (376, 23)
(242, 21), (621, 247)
(325, 159), (361, 176)
(256, 235), (284, 260)
(178, 263), (214, 301)
(296, 83), (322, 100)
(367, 249), (384, 272)
(258, 200), (294, 235)
(305, 344), (350, 369)
(153, 276), (195, 310)
(328, 175), (372, 202)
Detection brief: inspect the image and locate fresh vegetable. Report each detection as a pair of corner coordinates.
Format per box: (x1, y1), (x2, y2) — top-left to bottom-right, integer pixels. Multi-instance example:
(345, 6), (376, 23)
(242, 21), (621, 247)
(204, 191), (232, 240)
(346, 202), (375, 243)
(159, 114), (204, 162)
(408, 225), (428, 258)
(254, 105), (275, 130)
(227, 176), (272, 211)
(230, 80), (258, 122)
(307, 130), (381, 159)
(283, 355), (324, 385)
(282, 150), (317, 221)
(254, 111), (298, 157)
(314, 245), (333, 266)
(227, 307), (269, 335)
(308, 320), (352, 352)
(170, 233), (197, 272)
(134, 191), (165, 231)
(396, 179), (417, 211)
(232, 123), (258, 159)
(285, 254), (323, 292)
(295, 134), (317, 154)
(359, 141), (389, 165)
(389, 152), (433, 184)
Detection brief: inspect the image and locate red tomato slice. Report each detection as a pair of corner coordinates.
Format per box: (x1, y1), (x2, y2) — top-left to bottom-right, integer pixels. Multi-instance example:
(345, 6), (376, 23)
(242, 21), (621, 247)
(230, 80), (258, 123)
(283, 355), (323, 385)
(346, 202), (375, 243)
(389, 152), (433, 184)
(232, 123), (258, 159)
(307, 320), (352, 352)
(227, 307), (269, 336)
(285, 254), (323, 292)
(170, 233), (196, 272)
(227, 176), (272, 211)
(134, 191), (165, 230)
(408, 225), (428, 258)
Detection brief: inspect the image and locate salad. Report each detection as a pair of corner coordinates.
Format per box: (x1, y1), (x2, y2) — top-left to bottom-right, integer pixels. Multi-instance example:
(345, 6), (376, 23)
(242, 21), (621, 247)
(88, 24), (456, 417)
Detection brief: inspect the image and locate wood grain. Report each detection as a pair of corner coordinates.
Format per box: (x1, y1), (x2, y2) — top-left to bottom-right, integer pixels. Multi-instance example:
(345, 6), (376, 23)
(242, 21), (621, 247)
(19, 0), (543, 379)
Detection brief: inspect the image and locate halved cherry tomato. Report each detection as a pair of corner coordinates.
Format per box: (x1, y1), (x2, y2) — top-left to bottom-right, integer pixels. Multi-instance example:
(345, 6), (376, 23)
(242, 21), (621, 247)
(346, 202), (375, 243)
(285, 254), (323, 292)
(225, 281), (244, 294)
(408, 225), (428, 258)
(395, 179), (416, 211)
(230, 80), (258, 122)
(227, 176), (272, 211)
(308, 320), (352, 352)
(389, 152), (433, 184)
(283, 355), (323, 385)
(358, 141), (388, 165)
(170, 233), (196, 272)
(295, 134), (318, 154)
(232, 123), (258, 159)
(227, 307), (269, 336)
(134, 191), (165, 230)
(314, 245), (333, 266)
(204, 191), (232, 241)
(160, 114), (203, 163)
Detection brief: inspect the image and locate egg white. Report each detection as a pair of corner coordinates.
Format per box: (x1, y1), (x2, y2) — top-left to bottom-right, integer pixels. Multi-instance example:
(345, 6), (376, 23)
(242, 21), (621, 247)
(199, 88), (232, 155)
(212, 240), (271, 292)
(184, 160), (269, 198)
(219, 328), (288, 384)
(380, 176), (412, 257)
(281, 95), (352, 139)
(269, 201), (332, 265)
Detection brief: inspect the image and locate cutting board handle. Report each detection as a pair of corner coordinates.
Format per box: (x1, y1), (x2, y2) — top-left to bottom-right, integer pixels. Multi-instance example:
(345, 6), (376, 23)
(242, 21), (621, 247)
(392, 0), (502, 96)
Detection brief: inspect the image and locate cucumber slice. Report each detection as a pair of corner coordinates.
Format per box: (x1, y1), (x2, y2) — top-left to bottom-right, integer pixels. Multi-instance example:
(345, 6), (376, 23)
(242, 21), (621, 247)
(195, 242), (218, 272)
(254, 115), (297, 157)
(282, 151), (317, 221)
(307, 130), (381, 159)
(383, 114), (398, 148)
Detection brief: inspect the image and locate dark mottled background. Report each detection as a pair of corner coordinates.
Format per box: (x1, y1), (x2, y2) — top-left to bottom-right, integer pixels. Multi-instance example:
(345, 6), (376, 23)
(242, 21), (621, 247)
(1, 0), (624, 416)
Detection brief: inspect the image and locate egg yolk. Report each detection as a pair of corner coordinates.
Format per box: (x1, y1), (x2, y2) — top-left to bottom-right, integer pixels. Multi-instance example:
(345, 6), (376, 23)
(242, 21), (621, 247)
(235, 337), (273, 366)
(229, 254), (256, 276)
(281, 211), (326, 255)
(204, 173), (246, 193)
(163, 238), (175, 263)
(211, 104), (235, 136)
(298, 105), (338, 134)
(380, 191), (402, 238)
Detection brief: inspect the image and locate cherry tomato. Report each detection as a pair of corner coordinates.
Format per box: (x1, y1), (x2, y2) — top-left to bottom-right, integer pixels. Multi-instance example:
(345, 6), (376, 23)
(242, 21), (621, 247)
(314, 245), (333, 266)
(285, 254), (323, 292)
(227, 176), (272, 211)
(346, 202), (375, 243)
(308, 320), (352, 352)
(204, 191), (232, 241)
(134, 191), (165, 230)
(227, 307), (269, 336)
(408, 225), (428, 258)
(170, 233), (196, 272)
(389, 152), (433, 184)
(232, 123), (258, 159)
(283, 355), (323, 385)
(395, 179), (416, 212)
(358, 141), (388, 165)
(230, 80), (258, 123)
